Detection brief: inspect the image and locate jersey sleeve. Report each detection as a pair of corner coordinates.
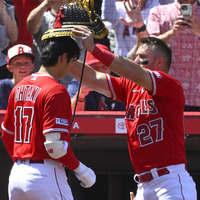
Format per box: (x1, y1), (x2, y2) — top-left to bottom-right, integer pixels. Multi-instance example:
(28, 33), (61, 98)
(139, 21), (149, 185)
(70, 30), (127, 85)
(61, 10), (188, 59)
(148, 70), (185, 106)
(43, 85), (72, 136)
(57, 145), (80, 170)
(1, 124), (14, 161)
(106, 74), (131, 104)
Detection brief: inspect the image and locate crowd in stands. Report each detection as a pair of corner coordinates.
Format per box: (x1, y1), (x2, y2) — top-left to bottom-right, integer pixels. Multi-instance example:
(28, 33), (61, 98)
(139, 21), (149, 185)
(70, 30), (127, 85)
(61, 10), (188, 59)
(0, 0), (200, 111)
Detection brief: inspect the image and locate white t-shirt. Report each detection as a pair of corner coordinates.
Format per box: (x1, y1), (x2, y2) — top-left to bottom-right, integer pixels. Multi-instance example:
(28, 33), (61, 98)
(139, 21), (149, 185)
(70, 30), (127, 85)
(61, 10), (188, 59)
(101, 0), (160, 57)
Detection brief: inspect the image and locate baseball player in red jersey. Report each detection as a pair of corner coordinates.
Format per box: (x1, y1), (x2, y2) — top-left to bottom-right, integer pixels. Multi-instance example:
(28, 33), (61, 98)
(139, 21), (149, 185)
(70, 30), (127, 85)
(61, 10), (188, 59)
(68, 27), (197, 199)
(1, 35), (96, 199)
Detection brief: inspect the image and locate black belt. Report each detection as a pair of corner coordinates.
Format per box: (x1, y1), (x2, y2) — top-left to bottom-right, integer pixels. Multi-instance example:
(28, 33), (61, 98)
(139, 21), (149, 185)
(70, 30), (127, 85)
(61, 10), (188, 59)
(29, 159), (44, 164)
(17, 159), (44, 164)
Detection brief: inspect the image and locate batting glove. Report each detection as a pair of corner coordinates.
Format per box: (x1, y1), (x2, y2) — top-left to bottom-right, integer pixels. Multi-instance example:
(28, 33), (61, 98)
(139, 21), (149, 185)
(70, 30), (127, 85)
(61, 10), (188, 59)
(74, 162), (96, 188)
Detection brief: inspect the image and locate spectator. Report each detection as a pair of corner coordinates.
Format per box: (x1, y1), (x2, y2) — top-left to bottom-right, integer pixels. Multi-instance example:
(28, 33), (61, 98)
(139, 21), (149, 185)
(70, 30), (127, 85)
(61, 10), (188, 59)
(27, 0), (80, 98)
(101, 0), (159, 57)
(11, 0), (42, 47)
(146, 0), (200, 110)
(0, 0), (18, 79)
(27, 0), (66, 72)
(0, 44), (34, 109)
(71, 43), (125, 111)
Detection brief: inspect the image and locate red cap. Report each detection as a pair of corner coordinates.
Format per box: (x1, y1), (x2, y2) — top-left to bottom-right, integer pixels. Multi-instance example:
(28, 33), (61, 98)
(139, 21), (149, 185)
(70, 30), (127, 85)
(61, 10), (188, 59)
(86, 43), (109, 65)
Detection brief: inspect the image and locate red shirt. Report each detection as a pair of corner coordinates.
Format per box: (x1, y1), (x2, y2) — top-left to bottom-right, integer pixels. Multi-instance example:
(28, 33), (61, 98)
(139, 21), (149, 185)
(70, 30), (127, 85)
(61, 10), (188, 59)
(2, 74), (72, 161)
(12, 0), (41, 46)
(106, 70), (187, 174)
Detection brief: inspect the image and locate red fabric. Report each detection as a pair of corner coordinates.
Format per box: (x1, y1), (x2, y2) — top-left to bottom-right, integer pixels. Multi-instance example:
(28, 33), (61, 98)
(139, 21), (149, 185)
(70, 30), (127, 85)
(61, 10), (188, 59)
(86, 43), (109, 65)
(106, 71), (186, 174)
(54, 8), (64, 28)
(1, 125), (14, 162)
(92, 44), (115, 67)
(11, 0), (41, 47)
(2, 74), (72, 161)
(58, 146), (80, 170)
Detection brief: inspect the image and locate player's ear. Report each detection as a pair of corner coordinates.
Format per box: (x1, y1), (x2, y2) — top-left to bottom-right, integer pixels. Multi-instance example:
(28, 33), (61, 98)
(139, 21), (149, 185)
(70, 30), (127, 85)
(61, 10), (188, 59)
(155, 57), (165, 69)
(60, 53), (68, 64)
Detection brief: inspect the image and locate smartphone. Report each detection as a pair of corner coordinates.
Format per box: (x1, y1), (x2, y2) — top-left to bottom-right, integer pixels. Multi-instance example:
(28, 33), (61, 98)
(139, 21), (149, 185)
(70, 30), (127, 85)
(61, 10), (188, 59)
(180, 4), (192, 17)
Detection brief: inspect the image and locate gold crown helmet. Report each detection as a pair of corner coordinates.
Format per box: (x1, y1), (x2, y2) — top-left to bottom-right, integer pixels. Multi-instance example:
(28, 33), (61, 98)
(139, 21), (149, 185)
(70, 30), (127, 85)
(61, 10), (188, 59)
(41, 0), (108, 41)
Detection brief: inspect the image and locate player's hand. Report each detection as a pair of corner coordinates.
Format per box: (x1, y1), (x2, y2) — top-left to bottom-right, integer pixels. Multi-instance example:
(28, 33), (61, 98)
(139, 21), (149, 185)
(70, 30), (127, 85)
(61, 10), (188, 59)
(74, 162), (96, 188)
(120, 0), (144, 29)
(72, 26), (95, 53)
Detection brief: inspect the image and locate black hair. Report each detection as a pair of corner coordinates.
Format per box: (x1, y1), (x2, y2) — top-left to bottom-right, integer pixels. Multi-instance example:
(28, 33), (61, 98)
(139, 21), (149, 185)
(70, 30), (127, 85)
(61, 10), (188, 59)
(138, 37), (172, 70)
(40, 37), (81, 67)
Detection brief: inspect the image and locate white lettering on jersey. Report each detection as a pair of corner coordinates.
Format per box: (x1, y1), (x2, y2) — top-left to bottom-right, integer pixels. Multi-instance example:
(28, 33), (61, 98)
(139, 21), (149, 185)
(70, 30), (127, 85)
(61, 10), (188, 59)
(56, 118), (68, 126)
(15, 85), (41, 103)
(125, 99), (158, 120)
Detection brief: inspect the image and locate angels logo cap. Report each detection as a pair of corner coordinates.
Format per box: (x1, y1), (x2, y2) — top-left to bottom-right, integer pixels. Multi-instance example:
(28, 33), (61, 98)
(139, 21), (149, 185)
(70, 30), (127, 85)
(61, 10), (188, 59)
(7, 44), (35, 64)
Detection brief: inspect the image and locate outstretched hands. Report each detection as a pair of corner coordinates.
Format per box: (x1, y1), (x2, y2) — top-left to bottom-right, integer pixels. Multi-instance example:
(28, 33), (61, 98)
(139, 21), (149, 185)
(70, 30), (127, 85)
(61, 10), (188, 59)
(72, 26), (96, 53)
(120, 0), (144, 28)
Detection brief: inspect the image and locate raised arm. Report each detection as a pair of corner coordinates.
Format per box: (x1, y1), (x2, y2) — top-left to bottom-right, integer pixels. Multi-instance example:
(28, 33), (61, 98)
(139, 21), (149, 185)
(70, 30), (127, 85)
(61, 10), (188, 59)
(69, 60), (112, 98)
(120, 0), (149, 60)
(26, 0), (51, 35)
(119, 0), (149, 38)
(0, 2), (18, 43)
(72, 26), (152, 92)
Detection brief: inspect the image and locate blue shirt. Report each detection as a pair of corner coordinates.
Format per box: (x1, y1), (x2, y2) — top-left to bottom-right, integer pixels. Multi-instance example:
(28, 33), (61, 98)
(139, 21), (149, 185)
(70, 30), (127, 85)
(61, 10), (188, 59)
(0, 79), (14, 110)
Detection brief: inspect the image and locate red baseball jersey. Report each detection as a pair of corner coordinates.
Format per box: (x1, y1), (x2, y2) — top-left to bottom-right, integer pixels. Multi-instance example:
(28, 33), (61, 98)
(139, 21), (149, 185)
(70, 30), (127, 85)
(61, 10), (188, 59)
(2, 74), (72, 161)
(106, 70), (187, 174)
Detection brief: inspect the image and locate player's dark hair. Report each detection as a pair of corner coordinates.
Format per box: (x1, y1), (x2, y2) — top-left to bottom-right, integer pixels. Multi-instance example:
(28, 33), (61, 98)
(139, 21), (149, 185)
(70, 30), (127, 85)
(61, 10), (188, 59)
(138, 37), (172, 71)
(40, 37), (81, 67)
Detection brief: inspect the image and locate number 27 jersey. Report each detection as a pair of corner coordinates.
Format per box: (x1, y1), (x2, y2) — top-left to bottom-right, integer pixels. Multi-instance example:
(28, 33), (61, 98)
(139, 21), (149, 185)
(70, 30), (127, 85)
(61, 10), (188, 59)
(106, 70), (187, 174)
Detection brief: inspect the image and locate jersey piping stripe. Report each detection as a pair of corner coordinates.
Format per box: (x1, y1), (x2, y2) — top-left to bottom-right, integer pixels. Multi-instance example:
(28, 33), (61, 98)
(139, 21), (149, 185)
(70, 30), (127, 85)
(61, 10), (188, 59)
(148, 70), (156, 96)
(54, 168), (64, 200)
(106, 74), (116, 100)
(43, 128), (69, 134)
(1, 122), (14, 135)
(31, 73), (54, 79)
